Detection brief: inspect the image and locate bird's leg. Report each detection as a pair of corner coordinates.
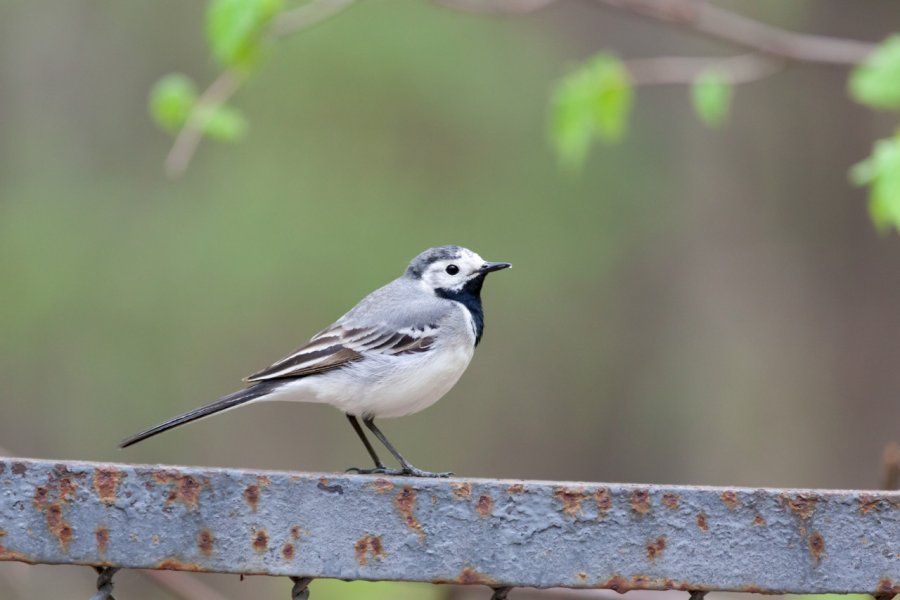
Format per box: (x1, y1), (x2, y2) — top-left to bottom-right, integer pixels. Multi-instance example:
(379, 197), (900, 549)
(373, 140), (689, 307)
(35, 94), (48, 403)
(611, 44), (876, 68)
(344, 414), (389, 474)
(363, 417), (452, 478)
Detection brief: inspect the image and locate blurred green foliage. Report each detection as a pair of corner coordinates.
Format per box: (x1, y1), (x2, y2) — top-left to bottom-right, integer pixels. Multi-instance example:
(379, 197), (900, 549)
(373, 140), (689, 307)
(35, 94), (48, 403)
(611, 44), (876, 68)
(4, 2), (900, 598)
(206, 0), (282, 70)
(691, 70), (732, 129)
(149, 74), (198, 133)
(849, 35), (900, 110)
(851, 131), (900, 233)
(549, 53), (633, 169)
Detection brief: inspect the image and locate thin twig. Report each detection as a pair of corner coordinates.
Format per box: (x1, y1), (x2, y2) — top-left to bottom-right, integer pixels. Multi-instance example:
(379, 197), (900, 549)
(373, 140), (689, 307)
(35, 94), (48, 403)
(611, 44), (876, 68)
(439, 0), (875, 65)
(434, 0), (556, 15)
(164, 69), (244, 178)
(164, 0), (357, 178)
(626, 52), (784, 85)
(591, 0), (875, 66)
(271, 0), (356, 37)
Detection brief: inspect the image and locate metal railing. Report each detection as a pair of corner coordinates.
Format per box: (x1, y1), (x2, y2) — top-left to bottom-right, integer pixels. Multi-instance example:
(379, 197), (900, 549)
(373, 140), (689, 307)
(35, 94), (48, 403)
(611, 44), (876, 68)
(2, 457), (899, 598)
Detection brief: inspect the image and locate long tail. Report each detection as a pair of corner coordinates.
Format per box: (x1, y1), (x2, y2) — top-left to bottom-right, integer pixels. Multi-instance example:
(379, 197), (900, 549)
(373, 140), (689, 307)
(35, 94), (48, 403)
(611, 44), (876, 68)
(119, 380), (286, 448)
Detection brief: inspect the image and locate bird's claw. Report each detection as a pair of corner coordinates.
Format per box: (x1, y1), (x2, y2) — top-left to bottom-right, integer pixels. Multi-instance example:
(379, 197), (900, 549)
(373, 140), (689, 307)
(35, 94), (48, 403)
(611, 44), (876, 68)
(345, 466), (453, 478)
(400, 467), (454, 478)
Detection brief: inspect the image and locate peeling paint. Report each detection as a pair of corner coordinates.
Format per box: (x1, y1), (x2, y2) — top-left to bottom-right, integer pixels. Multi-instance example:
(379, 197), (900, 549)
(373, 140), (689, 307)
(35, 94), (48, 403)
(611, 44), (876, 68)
(631, 490), (651, 514)
(197, 529), (214, 556)
(476, 494), (493, 517)
(394, 486), (424, 541)
(696, 513), (709, 532)
(554, 487), (586, 517)
(354, 534), (385, 566)
(93, 469), (124, 506)
(451, 482), (472, 500)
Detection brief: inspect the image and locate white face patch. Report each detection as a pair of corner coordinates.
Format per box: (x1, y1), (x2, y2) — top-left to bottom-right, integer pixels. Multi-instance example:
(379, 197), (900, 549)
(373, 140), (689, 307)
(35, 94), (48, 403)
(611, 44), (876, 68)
(420, 249), (486, 292)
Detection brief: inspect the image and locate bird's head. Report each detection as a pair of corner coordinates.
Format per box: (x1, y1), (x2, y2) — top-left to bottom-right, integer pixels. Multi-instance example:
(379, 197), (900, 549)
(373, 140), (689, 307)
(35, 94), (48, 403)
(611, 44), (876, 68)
(405, 245), (511, 294)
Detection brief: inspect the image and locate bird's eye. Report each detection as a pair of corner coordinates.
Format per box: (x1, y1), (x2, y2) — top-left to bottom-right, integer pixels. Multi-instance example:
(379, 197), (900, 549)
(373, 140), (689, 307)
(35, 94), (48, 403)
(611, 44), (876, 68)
(445, 264), (459, 275)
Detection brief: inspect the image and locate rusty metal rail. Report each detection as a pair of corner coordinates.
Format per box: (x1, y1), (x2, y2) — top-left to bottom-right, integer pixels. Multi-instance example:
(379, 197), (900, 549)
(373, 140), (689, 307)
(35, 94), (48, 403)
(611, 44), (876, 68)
(2, 457), (900, 596)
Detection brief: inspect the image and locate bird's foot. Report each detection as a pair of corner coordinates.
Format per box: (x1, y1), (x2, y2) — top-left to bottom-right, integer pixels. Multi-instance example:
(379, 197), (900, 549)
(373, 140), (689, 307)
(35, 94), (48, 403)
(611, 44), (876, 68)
(400, 466), (453, 478)
(345, 465), (390, 475)
(345, 465), (453, 478)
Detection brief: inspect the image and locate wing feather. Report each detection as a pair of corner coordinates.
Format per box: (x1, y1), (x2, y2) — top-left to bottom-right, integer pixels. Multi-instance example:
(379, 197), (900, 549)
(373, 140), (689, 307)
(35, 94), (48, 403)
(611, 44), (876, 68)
(244, 324), (437, 382)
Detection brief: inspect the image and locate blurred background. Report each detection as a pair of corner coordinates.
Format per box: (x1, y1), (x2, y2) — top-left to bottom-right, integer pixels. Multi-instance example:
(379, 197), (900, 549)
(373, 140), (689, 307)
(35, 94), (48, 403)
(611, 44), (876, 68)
(1, 1), (899, 598)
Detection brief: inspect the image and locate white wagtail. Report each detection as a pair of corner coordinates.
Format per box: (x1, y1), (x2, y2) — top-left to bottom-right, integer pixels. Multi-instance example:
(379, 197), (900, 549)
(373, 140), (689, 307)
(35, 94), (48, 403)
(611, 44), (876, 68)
(120, 245), (511, 477)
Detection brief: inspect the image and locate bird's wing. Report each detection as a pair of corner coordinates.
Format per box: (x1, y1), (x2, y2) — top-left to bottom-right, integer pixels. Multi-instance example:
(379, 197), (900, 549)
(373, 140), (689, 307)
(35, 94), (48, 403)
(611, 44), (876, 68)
(243, 324), (437, 382)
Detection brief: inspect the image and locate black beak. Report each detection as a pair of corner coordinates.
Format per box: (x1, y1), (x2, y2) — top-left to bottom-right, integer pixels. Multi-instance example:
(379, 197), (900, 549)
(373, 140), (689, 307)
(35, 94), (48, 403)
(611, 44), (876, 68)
(478, 261), (512, 274)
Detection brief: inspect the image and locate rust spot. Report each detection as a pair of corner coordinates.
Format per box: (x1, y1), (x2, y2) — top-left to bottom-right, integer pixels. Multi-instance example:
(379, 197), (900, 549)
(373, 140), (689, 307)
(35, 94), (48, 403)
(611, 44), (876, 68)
(696, 513), (709, 532)
(661, 493), (680, 510)
(507, 483), (525, 494)
(95, 527), (109, 556)
(877, 577), (899, 594)
(11, 462), (26, 476)
(153, 472), (206, 510)
(753, 513), (766, 526)
(290, 525), (302, 540)
(452, 482), (472, 500)
(252, 529), (269, 553)
(808, 530), (825, 562)
(603, 575), (633, 593)
(354, 534), (385, 566)
(476, 494), (493, 517)
(646, 536), (667, 560)
(780, 493), (818, 519)
(364, 478), (394, 494)
(32, 486), (49, 509)
(58, 477), (76, 502)
(282, 543), (294, 560)
(156, 558), (204, 572)
(720, 490), (740, 510)
(197, 529), (214, 556)
(244, 485), (261, 513)
(317, 478), (343, 494)
(394, 486), (424, 541)
(93, 469), (124, 506)
(577, 572), (588, 582)
(595, 488), (611, 516)
(45, 503), (73, 552)
(456, 566), (496, 586)
(860, 495), (883, 513)
(630, 489), (651, 514)
(554, 487), (587, 517)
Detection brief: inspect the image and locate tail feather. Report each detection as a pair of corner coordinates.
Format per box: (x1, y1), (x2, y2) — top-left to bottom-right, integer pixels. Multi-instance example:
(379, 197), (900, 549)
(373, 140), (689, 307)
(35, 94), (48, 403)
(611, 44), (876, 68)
(119, 381), (285, 448)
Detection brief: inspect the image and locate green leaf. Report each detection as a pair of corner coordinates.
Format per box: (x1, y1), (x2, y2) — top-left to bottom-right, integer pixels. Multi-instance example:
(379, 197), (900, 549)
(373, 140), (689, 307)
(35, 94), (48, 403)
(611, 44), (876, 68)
(691, 70), (732, 128)
(550, 53), (633, 169)
(589, 54), (633, 142)
(849, 35), (900, 110)
(148, 74), (197, 134)
(195, 104), (248, 142)
(206, 0), (283, 70)
(850, 132), (900, 233)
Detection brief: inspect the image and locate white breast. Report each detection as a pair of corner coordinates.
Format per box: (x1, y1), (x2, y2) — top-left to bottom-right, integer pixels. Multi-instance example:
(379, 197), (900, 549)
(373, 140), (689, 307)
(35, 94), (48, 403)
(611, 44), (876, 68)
(259, 305), (477, 418)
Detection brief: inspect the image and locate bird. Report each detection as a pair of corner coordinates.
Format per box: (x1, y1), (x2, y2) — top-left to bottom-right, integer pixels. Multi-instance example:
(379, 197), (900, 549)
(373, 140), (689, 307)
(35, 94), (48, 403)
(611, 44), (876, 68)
(120, 245), (511, 478)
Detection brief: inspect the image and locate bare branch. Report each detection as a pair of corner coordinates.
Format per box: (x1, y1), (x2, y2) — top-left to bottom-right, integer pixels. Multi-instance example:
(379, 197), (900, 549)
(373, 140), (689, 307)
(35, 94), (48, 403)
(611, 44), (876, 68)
(592, 0), (875, 66)
(434, 0), (556, 15)
(164, 69), (244, 178)
(626, 53), (784, 86)
(164, 0), (357, 178)
(271, 0), (356, 37)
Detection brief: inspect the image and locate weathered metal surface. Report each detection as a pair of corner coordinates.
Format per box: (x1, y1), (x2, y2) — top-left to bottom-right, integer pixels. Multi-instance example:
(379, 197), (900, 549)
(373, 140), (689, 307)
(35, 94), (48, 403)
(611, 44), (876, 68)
(1, 457), (899, 594)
